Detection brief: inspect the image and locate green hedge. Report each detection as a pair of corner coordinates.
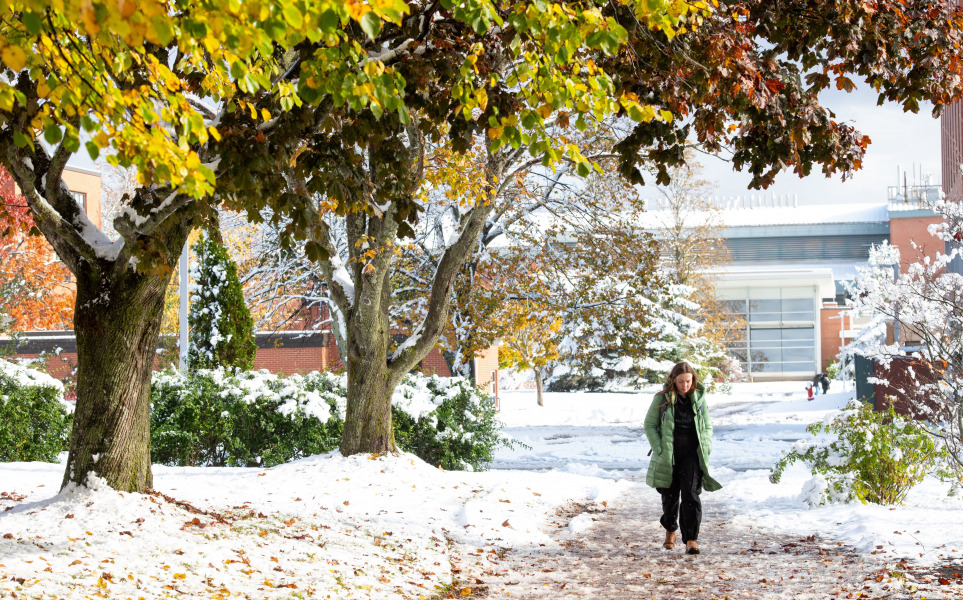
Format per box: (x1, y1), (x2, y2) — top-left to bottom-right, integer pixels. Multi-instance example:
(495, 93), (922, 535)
(150, 369), (512, 470)
(0, 359), (72, 462)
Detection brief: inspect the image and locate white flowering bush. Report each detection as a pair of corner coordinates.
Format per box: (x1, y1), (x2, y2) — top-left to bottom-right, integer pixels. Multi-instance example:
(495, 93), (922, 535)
(0, 358), (72, 462)
(150, 369), (511, 470)
(770, 400), (947, 506)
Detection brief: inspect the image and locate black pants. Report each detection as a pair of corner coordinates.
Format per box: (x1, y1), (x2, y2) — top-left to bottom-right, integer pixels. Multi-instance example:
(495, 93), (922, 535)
(657, 450), (703, 543)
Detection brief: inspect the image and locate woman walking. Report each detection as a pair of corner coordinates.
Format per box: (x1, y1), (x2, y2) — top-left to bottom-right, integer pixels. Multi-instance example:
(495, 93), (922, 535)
(643, 361), (722, 555)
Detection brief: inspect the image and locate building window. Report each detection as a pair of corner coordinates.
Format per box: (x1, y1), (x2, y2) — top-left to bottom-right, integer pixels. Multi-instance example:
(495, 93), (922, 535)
(722, 286), (817, 376)
(70, 190), (86, 211)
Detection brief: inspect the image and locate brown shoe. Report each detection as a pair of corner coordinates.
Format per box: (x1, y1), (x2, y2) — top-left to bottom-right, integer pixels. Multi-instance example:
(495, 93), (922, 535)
(663, 531), (676, 550)
(686, 540), (700, 555)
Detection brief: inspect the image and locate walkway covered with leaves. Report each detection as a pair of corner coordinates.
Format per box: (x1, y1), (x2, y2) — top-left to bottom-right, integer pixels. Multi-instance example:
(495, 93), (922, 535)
(453, 483), (963, 600)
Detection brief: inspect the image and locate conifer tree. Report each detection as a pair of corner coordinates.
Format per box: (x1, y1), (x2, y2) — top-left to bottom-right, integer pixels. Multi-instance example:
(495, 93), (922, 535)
(187, 232), (257, 372)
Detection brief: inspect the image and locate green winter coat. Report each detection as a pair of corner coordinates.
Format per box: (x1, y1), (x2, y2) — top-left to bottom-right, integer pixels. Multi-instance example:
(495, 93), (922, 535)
(643, 382), (722, 492)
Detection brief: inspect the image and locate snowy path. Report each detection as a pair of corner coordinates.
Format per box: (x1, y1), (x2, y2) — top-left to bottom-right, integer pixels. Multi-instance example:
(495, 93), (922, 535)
(476, 386), (963, 599)
(456, 483), (950, 599)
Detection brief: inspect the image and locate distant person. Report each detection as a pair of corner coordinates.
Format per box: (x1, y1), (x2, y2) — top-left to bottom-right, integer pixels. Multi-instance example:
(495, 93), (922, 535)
(818, 373), (830, 394)
(644, 361), (722, 556)
(811, 373), (822, 394)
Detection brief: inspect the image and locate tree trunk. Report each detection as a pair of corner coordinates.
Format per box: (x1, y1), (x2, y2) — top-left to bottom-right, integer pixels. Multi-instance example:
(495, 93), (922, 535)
(338, 259), (397, 455)
(534, 367), (545, 407)
(61, 265), (171, 492)
(340, 352), (396, 454)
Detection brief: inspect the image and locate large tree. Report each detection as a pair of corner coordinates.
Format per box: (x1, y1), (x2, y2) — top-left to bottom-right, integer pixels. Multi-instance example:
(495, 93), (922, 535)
(0, 0), (424, 491)
(4, 0), (963, 491)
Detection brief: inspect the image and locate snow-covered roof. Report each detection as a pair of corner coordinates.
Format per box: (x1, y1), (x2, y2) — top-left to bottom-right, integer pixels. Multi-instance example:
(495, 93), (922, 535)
(638, 201), (890, 229)
(717, 261), (866, 280)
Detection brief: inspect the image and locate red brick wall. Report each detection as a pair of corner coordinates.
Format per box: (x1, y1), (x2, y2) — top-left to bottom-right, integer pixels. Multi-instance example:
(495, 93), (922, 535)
(889, 214), (944, 271)
(873, 357), (942, 419)
(15, 353), (77, 380)
(419, 348), (451, 377)
(819, 305), (848, 371)
(253, 346), (328, 375)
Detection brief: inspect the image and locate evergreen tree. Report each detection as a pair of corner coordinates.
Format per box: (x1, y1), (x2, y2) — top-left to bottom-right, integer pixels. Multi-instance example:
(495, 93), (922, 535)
(187, 232), (257, 371)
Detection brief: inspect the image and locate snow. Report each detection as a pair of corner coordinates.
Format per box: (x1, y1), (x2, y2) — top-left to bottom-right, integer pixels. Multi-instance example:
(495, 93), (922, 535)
(0, 358), (65, 393)
(637, 201), (891, 228)
(2, 380), (962, 598)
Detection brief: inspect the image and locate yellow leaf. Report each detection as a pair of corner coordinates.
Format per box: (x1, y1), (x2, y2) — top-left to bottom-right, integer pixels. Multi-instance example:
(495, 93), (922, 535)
(461, 587), (472, 596)
(659, 109), (673, 123)
(0, 45), (28, 71)
(173, 573), (186, 580)
(261, 108), (271, 121)
(0, 87), (15, 112)
(208, 126), (221, 142)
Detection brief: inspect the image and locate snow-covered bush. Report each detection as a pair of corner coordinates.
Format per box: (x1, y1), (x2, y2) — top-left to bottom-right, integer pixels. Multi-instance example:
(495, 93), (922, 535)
(150, 369), (510, 470)
(770, 401), (946, 506)
(187, 232), (257, 371)
(841, 212), (963, 480)
(150, 368), (342, 467)
(391, 375), (512, 471)
(0, 358), (72, 462)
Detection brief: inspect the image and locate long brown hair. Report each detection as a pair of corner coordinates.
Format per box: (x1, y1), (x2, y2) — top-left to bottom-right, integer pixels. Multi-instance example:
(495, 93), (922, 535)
(661, 361), (698, 400)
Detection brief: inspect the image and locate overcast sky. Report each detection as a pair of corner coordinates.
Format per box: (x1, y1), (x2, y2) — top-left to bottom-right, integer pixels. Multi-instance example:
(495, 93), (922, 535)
(696, 86), (943, 206)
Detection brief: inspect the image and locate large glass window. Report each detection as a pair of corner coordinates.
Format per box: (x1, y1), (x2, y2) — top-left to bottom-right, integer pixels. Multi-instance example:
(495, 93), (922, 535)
(747, 327), (814, 373)
(720, 286), (817, 376)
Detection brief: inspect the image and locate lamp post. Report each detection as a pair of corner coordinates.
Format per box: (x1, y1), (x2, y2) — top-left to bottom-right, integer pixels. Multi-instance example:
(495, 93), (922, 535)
(178, 241), (189, 372)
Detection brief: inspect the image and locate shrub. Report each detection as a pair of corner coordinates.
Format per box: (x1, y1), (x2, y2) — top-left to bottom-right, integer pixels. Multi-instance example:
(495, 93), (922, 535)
(0, 358), (72, 462)
(770, 400), (947, 506)
(391, 375), (511, 471)
(187, 233), (257, 371)
(150, 368), (343, 467)
(150, 369), (512, 470)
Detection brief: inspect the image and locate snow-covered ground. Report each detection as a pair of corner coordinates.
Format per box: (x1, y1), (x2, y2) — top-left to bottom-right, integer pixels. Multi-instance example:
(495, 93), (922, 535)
(1, 380), (961, 598)
(494, 380), (963, 565)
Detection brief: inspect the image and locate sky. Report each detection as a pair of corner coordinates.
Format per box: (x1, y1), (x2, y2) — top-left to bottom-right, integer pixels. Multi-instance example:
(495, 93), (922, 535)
(698, 86), (944, 206)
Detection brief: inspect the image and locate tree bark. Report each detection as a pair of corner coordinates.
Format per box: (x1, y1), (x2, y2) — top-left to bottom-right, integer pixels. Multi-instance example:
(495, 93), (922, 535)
(339, 285), (396, 455)
(534, 367), (545, 407)
(61, 262), (172, 491)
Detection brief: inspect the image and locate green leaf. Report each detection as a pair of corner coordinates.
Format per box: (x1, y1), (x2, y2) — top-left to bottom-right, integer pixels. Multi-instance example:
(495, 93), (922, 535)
(360, 12), (382, 39)
(151, 16), (174, 46)
(22, 11), (43, 35)
(198, 164), (215, 185)
(283, 5), (304, 29)
(319, 9), (339, 32)
(397, 221), (415, 239)
(12, 131), (31, 149)
(43, 123), (62, 144)
(85, 141), (100, 161)
(62, 134), (80, 153)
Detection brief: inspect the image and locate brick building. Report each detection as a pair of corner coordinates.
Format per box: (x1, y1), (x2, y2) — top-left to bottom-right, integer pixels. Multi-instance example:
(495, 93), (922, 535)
(642, 194), (945, 380)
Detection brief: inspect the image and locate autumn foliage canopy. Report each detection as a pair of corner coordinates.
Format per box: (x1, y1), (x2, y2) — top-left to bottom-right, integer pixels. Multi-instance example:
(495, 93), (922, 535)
(0, 168), (73, 331)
